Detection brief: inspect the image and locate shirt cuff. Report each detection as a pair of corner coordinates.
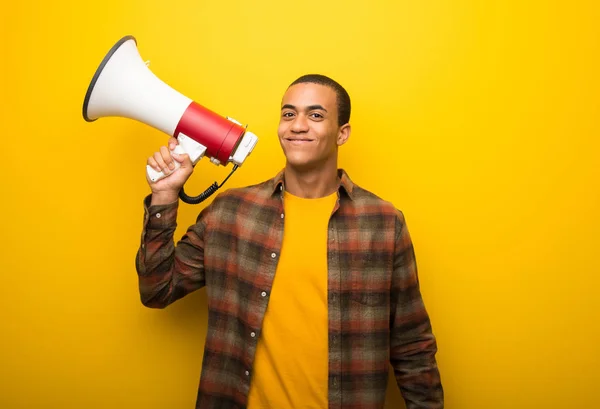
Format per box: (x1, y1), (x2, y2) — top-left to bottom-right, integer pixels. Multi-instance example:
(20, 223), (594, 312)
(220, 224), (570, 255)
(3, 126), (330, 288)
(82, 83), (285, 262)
(143, 194), (179, 229)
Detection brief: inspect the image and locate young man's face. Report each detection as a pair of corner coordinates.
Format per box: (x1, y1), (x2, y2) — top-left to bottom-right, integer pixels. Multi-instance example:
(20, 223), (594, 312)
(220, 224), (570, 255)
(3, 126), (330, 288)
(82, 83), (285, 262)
(278, 82), (349, 171)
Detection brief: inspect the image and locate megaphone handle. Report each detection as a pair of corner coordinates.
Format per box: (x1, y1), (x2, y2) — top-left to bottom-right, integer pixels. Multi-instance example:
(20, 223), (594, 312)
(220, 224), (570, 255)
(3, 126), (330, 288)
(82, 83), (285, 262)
(146, 145), (185, 183)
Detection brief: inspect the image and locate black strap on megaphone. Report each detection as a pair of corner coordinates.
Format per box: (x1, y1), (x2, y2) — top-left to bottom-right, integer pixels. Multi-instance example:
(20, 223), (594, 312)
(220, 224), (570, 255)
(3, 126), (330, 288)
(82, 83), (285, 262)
(178, 164), (239, 204)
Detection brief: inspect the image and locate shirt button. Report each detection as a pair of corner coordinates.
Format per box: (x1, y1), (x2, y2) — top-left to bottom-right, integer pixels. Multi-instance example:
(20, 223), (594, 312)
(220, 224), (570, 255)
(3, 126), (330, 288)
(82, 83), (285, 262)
(271, 253), (276, 259)
(261, 291), (267, 297)
(245, 370), (250, 376)
(280, 213), (284, 218)
(250, 332), (256, 338)
(155, 213), (161, 218)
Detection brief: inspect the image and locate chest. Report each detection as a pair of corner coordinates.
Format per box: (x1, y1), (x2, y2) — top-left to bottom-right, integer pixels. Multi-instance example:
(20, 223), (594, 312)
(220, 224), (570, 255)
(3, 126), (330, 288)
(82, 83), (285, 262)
(204, 203), (396, 293)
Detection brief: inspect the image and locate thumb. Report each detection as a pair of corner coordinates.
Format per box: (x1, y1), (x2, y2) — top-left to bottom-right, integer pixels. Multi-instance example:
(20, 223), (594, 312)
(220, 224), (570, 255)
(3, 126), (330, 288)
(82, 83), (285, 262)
(168, 137), (178, 151)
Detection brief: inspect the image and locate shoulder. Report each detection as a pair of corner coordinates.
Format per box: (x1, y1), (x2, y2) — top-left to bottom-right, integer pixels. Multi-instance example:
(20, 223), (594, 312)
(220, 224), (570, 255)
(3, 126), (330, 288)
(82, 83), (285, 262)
(215, 177), (276, 204)
(200, 175), (279, 220)
(347, 179), (403, 219)
(343, 177), (408, 237)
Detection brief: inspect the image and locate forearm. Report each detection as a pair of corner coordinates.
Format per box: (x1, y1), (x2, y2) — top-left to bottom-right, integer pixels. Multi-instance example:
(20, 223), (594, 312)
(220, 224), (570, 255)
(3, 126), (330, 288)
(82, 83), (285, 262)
(390, 300), (443, 409)
(391, 210), (444, 408)
(135, 194), (206, 308)
(150, 191), (179, 206)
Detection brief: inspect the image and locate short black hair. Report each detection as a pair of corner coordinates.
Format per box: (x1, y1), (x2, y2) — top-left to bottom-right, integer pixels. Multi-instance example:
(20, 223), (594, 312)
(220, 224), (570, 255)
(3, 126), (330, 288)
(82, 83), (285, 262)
(289, 74), (351, 126)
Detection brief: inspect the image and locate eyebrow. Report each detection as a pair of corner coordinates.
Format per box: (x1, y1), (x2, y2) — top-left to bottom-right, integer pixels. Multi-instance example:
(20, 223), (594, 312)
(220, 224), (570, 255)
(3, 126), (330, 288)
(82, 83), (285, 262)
(281, 104), (328, 112)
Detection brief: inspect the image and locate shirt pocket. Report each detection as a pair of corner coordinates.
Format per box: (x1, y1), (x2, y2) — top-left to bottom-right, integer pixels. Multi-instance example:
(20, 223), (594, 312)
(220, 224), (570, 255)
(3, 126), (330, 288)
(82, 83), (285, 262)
(346, 247), (391, 307)
(350, 269), (389, 307)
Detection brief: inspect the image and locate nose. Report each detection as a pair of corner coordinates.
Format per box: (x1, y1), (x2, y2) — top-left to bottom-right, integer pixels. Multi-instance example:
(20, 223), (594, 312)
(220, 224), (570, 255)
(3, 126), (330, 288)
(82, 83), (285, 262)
(290, 114), (309, 133)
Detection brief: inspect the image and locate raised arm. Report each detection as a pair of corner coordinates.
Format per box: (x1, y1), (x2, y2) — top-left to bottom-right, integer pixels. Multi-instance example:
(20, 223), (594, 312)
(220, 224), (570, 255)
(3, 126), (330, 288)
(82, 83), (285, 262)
(134, 137), (207, 308)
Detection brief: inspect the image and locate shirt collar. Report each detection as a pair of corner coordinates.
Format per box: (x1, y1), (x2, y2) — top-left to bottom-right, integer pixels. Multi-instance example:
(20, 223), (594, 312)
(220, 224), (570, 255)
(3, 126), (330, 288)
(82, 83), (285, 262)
(271, 168), (355, 200)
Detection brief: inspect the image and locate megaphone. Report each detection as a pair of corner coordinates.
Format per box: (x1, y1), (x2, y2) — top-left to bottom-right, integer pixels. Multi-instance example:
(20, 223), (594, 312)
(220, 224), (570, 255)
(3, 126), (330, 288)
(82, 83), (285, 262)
(82, 35), (258, 204)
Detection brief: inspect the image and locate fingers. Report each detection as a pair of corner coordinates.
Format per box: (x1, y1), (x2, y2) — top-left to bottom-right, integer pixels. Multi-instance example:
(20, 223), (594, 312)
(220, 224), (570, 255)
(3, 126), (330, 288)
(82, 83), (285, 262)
(172, 152), (191, 165)
(147, 146), (177, 175)
(147, 155), (161, 174)
(160, 146), (177, 171)
(146, 138), (190, 182)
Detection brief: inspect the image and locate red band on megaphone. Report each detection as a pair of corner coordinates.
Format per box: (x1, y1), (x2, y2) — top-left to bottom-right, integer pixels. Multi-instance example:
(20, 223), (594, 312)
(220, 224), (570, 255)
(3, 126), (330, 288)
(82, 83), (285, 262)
(174, 101), (246, 164)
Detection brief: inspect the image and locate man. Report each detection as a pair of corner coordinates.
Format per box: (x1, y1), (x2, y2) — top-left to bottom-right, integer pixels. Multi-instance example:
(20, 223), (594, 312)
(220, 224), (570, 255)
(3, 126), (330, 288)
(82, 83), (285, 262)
(136, 74), (443, 408)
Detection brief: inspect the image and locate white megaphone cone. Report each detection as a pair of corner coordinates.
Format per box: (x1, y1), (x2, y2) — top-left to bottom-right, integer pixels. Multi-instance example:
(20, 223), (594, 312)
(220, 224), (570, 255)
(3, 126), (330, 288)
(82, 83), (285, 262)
(82, 35), (258, 204)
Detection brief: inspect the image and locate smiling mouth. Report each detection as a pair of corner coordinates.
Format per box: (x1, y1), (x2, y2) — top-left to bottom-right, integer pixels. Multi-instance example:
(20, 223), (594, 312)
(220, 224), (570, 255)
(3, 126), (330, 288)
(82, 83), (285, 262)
(285, 138), (313, 142)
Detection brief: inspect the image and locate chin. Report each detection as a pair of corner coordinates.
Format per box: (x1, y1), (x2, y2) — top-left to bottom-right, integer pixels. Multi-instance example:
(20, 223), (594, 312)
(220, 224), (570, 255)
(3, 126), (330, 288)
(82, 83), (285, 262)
(285, 151), (310, 165)
(285, 156), (321, 172)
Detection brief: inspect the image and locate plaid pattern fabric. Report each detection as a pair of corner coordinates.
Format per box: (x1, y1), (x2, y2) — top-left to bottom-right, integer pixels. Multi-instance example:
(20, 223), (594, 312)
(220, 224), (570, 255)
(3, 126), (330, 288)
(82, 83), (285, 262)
(135, 169), (443, 409)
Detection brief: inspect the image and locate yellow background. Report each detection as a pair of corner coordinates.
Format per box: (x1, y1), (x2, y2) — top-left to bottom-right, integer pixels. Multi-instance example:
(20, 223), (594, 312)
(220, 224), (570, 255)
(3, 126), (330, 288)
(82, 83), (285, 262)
(1, 1), (598, 408)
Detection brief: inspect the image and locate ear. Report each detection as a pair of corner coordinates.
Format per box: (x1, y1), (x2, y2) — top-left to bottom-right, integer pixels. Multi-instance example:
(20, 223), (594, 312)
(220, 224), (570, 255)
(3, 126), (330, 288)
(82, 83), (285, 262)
(336, 123), (351, 146)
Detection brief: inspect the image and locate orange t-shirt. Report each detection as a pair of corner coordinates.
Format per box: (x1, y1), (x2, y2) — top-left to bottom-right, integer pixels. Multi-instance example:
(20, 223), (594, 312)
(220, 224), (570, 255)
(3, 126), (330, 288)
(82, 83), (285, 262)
(247, 190), (337, 408)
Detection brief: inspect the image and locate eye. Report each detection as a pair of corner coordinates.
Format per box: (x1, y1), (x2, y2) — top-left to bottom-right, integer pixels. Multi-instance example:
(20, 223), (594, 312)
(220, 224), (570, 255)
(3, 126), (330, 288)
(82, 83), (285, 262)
(282, 112), (295, 118)
(310, 112), (324, 119)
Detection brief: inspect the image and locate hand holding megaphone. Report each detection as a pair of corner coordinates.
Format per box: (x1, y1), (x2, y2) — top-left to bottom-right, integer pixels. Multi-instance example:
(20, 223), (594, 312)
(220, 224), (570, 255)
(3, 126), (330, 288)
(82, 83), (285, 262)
(143, 137), (197, 206)
(146, 133), (199, 183)
(146, 137), (193, 188)
(82, 35), (258, 204)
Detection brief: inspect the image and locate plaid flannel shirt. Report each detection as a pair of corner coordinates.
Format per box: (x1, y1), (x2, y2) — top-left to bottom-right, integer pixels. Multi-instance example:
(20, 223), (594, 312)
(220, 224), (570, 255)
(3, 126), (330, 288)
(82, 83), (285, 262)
(135, 168), (443, 408)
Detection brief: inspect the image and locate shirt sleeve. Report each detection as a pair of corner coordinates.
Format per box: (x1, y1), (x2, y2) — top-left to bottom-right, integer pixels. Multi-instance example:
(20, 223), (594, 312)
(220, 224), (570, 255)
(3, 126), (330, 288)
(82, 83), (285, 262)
(390, 209), (444, 408)
(134, 194), (208, 308)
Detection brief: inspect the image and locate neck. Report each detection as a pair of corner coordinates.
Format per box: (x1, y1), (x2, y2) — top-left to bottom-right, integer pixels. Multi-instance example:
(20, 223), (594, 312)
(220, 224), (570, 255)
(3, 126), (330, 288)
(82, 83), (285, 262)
(283, 160), (339, 199)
